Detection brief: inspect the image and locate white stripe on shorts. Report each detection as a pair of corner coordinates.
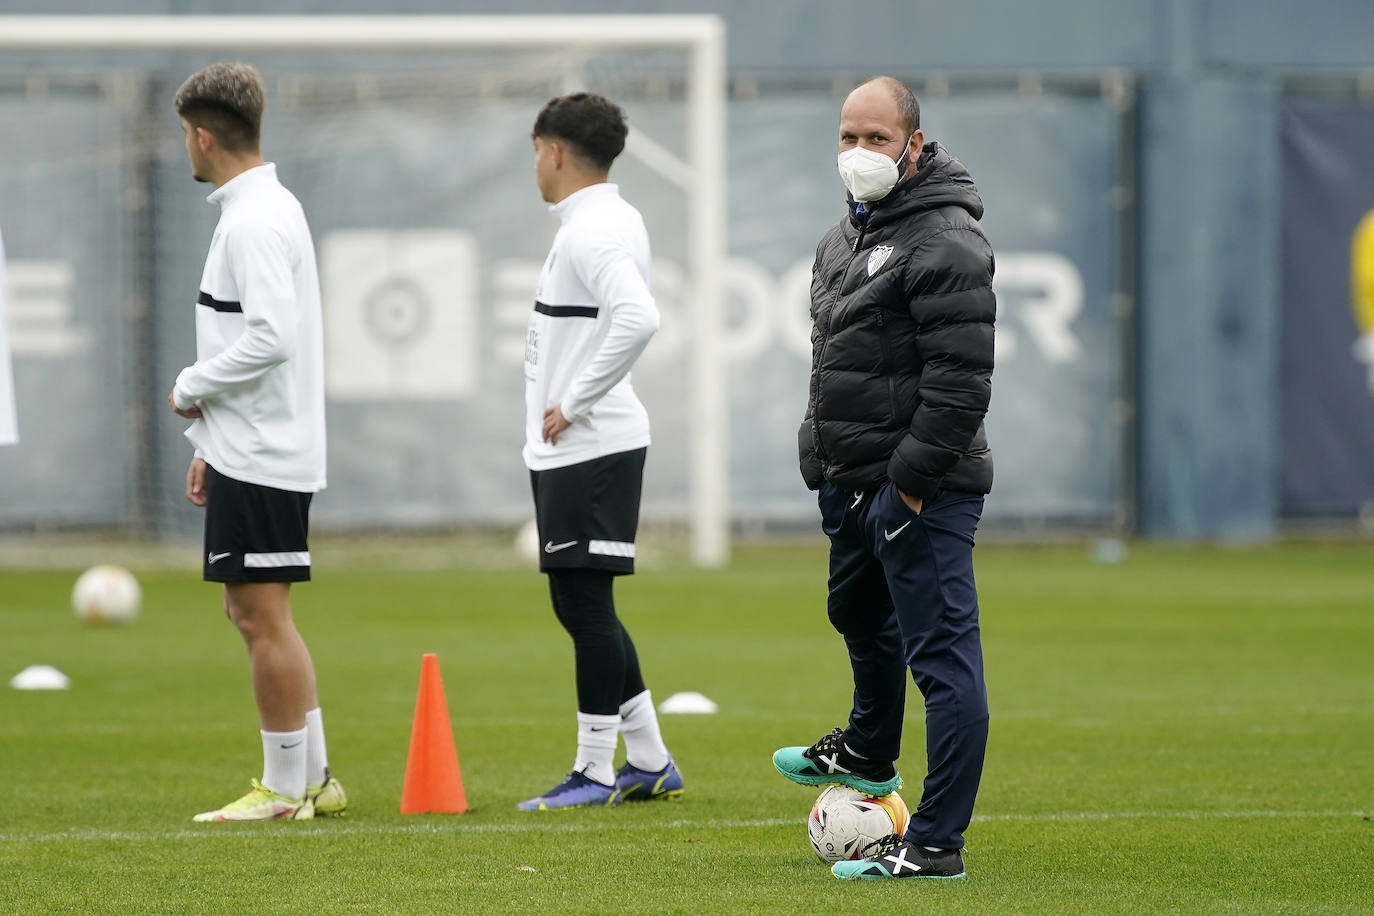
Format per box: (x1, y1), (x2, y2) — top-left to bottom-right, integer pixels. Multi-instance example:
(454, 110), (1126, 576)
(587, 540), (635, 558)
(243, 551), (312, 569)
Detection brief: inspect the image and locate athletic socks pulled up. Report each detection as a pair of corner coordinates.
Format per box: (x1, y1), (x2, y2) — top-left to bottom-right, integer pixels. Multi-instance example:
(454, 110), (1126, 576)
(260, 726), (308, 800)
(619, 689), (671, 773)
(305, 707), (329, 788)
(574, 712), (619, 787)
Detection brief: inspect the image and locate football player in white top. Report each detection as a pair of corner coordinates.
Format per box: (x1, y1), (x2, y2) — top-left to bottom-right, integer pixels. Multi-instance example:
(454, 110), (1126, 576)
(167, 62), (343, 822)
(516, 93), (683, 810)
(0, 226), (16, 446)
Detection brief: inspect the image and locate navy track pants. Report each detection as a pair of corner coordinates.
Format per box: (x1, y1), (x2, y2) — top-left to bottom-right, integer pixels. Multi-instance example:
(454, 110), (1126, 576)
(818, 480), (990, 850)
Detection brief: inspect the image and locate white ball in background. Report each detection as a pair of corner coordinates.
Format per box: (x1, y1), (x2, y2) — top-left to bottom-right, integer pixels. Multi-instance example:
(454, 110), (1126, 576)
(71, 565), (141, 626)
(513, 518), (541, 566)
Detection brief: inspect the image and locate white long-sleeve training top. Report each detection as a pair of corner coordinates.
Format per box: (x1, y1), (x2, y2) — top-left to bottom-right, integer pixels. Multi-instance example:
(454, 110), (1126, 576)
(0, 227), (16, 445)
(172, 163), (326, 492)
(523, 182), (660, 471)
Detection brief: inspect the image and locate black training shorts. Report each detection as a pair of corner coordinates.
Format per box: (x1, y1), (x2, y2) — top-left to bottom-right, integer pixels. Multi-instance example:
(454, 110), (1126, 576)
(202, 463), (313, 583)
(529, 447), (645, 576)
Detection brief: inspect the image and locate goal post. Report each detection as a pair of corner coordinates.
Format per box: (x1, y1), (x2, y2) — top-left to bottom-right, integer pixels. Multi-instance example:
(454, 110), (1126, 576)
(0, 15), (730, 567)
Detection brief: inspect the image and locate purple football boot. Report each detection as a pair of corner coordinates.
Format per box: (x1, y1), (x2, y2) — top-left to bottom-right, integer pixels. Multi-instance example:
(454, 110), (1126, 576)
(517, 771), (617, 811)
(610, 759), (684, 803)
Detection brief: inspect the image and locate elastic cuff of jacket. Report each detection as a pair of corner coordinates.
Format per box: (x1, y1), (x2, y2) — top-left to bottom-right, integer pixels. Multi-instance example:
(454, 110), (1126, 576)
(172, 386), (196, 411)
(887, 458), (939, 501)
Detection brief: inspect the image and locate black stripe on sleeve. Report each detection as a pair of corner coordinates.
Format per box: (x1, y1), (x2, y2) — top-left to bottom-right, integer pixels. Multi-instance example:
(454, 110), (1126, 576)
(197, 291), (243, 313)
(534, 300), (599, 318)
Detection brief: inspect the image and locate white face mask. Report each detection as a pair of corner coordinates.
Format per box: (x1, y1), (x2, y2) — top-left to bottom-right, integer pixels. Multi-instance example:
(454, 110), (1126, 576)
(837, 134), (913, 203)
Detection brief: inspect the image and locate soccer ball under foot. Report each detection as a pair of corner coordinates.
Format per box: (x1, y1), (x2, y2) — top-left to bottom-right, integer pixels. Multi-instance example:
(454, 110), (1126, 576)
(807, 784), (910, 864)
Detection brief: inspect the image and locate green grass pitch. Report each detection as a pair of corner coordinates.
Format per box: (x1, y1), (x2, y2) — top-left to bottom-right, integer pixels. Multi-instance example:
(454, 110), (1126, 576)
(2, 541), (1372, 913)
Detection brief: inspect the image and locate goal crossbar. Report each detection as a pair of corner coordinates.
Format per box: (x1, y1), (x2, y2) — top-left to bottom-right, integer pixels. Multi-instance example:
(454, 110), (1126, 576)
(0, 15), (722, 51)
(0, 14), (729, 567)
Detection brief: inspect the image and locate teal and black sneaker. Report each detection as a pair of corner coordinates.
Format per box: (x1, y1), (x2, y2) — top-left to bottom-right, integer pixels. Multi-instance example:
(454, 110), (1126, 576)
(831, 834), (967, 880)
(772, 727), (901, 797)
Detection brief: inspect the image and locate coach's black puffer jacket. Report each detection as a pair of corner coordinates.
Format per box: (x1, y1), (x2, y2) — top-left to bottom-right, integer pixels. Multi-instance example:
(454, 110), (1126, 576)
(798, 141), (995, 498)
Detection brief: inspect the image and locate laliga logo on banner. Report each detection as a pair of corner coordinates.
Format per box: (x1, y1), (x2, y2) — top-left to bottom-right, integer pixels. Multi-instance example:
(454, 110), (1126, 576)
(1353, 209), (1374, 396)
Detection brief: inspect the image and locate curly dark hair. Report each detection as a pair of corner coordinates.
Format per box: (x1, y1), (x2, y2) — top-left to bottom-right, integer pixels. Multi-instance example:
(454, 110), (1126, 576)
(531, 92), (628, 172)
(174, 61), (264, 153)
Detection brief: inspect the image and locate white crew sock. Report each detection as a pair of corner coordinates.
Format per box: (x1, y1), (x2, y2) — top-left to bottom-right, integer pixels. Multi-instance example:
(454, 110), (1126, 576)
(618, 690), (671, 772)
(573, 712), (619, 787)
(260, 727), (308, 800)
(305, 707), (329, 788)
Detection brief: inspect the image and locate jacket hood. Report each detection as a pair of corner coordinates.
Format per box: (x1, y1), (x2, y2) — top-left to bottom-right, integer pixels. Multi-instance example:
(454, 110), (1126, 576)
(849, 141), (984, 228)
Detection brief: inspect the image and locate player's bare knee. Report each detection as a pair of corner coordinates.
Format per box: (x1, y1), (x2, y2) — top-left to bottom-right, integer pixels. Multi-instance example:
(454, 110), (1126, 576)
(224, 598), (258, 638)
(224, 590), (277, 638)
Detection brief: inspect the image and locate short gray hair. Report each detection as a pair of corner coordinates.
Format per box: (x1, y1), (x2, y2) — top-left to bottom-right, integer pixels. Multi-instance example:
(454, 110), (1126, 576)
(174, 61), (264, 152)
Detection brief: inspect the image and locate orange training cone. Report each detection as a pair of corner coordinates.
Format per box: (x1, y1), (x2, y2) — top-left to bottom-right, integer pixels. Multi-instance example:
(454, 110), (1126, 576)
(400, 653), (468, 814)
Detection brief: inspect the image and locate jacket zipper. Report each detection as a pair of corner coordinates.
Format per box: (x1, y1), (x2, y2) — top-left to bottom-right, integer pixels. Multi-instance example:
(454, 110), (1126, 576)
(875, 308), (898, 422)
(811, 218), (868, 465)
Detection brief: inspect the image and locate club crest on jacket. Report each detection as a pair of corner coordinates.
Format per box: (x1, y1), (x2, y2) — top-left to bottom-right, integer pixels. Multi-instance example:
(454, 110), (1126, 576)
(867, 245), (894, 277)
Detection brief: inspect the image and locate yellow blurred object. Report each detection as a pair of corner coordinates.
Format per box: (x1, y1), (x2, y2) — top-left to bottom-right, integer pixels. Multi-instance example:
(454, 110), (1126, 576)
(1352, 208), (1374, 334)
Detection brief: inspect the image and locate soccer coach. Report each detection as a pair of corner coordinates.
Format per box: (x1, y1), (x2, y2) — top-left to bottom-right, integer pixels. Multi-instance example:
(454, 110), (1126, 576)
(773, 76), (996, 881)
